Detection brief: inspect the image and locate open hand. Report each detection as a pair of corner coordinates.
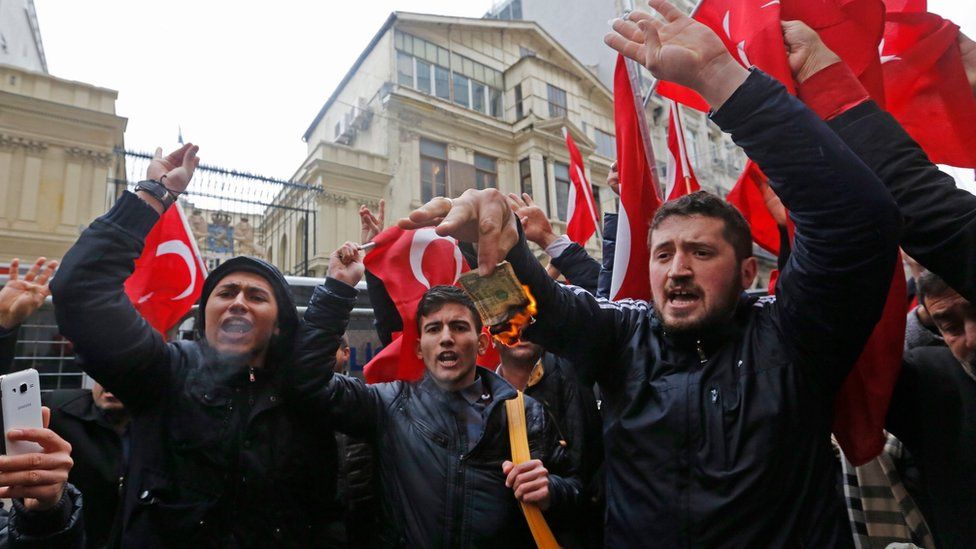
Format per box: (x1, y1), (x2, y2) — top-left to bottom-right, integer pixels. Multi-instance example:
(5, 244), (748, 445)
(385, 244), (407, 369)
(0, 407), (72, 511)
(960, 32), (976, 96)
(503, 459), (551, 511)
(399, 189), (518, 276)
(0, 258), (57, 329)
(327, 242), (365, 288)
(507, 193), (556, 249)
(147, 143), (200, 195)
(359, 199), (386, 243)
(604, 0), (748, 108)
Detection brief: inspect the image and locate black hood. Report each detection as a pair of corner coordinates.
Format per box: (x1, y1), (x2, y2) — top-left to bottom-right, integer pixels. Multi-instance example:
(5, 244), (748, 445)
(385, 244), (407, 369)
(196, 256), (299, 368)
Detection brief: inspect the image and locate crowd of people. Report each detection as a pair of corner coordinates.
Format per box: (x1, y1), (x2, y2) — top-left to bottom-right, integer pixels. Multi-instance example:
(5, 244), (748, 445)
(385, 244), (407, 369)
(0, 0), (974, 546)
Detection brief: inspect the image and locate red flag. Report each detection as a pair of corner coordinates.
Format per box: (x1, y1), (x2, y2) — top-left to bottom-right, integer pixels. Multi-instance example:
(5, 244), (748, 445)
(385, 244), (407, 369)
(881, 12), (976, 167)
(658, 0), (793, 112)
(833, 262), (907, 465)
(782, 0), (887, 103)
(563, 129), (599, 246)
(725, 161), (782, 255)
(883, 0), (925, 13)
(361, 226), (499, 383)
(664, 101), (701, 201)
(124, 204), (207, 337)
(610, 54), (662, 302)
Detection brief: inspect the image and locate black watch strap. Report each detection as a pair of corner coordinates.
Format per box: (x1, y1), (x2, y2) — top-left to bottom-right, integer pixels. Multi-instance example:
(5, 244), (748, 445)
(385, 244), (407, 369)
(134, 179), (177, 210)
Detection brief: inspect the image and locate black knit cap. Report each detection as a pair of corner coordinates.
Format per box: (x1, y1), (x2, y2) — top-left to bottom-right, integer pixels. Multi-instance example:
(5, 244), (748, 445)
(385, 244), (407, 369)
(196, 256), (299, 367)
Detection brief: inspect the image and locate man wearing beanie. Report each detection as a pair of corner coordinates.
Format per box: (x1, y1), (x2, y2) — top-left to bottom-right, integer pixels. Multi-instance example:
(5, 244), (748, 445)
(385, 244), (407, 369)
(51, 144), (342, 547)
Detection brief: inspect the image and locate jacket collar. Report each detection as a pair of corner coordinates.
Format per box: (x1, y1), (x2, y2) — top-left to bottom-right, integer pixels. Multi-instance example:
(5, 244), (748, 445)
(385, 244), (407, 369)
(652, 295), (755, 356)
(417, 367), (518, 403)
(59, 391), (117, 430)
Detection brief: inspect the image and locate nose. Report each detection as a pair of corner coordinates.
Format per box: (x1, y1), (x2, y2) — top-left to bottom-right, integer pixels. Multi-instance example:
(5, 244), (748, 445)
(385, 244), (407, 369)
(667, 251), (693, 280)
(964, 318), (976, 358)
(228, 292), (249, 313)
(438, 325), (455, 347)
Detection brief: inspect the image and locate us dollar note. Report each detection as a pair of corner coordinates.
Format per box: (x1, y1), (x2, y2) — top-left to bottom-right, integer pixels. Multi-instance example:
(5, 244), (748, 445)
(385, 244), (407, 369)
(457, 261), (530, 327)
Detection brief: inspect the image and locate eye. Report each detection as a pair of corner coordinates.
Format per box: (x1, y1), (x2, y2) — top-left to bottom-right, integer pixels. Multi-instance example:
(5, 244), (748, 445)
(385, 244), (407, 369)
(655, 252), (672, 261)
(693, 249), (713, 258)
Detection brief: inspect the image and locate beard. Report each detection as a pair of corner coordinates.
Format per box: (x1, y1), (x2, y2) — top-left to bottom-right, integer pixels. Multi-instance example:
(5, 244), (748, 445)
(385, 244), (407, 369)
(657, 272), (743, 335)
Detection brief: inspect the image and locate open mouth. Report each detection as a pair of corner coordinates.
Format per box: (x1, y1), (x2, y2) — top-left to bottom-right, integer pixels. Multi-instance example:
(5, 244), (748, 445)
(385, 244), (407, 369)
(667, 288), (701, 308)
(436, 351), (459, 368)
(220, 317), (253, 335)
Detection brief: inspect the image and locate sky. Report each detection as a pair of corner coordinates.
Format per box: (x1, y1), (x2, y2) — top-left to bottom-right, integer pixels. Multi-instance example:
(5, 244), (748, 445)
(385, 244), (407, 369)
(33, 0), (976, 188)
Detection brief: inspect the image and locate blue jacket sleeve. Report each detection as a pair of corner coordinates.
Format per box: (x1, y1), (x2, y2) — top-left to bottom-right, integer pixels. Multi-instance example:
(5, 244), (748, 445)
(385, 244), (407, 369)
(711, 70), (901, 388)
(827, 101), (976, 303)
(49, 192), (172, 411)
(550, 244), (600, 294)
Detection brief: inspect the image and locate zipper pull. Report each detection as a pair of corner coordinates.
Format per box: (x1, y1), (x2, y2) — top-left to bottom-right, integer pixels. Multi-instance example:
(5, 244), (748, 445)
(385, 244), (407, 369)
(696, 340), (707, 364)
(249, 367), (256, 383)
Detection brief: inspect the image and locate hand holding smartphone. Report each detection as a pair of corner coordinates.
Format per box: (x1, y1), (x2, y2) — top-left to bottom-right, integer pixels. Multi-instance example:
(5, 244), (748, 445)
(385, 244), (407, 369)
(0, 368), (43, 455)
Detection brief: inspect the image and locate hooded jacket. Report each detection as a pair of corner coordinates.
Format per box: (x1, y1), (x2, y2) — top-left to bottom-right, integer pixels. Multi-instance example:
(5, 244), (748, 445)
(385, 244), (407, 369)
(504, 71), (900, 546)
(285, 278), (582, 547)
(50, 192), (341, 547)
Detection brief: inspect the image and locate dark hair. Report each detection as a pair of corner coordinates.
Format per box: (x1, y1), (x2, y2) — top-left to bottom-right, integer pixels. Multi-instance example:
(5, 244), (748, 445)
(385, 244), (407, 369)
(416, 285), (483, 333)
(648, 191), (753, 261)
(917, 270), (956, 305)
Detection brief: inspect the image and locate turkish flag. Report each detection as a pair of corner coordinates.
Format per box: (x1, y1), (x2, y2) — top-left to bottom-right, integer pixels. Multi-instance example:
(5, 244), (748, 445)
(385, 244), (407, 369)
(610, 54), (662, 302)
(883, 0), (925, 13)
(564, 129), (599, 245)
(664, 101), (701, 201)
(124, 204), (207, 337)
(881, 11), (976, 167)
(362, 226), (499, 383)
(658, 0), (793, 112)
(782, 0), (887, 103)
(725, 161), (782, 255)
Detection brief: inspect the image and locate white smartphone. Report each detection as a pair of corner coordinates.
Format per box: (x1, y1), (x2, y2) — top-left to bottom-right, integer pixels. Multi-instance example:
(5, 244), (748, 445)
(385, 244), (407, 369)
(0, 369), (43, 456)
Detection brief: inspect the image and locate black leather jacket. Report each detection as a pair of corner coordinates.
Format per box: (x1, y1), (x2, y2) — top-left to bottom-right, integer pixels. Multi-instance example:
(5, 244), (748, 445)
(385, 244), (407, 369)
(285, 278), (582, 547)
(2, 483), (85, 549)
(50, 193), (341, 548)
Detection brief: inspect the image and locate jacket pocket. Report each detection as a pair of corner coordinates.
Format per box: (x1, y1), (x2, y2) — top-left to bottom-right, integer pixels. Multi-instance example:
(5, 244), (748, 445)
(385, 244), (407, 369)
(131, 468), (218, 545)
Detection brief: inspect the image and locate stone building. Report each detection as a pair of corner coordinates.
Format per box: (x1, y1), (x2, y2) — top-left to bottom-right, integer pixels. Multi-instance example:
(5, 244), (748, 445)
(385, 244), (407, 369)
(274, 11), (620, 276)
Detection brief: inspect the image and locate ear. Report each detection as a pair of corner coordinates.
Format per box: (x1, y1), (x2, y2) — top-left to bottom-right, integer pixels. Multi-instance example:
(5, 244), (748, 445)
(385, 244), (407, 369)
(415, 338), (423, 360)
(740, 257), (758, 290)
(477, 330), (490, 356)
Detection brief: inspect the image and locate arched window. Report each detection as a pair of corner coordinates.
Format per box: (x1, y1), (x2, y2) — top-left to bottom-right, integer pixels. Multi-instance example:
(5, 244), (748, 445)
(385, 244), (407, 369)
(279, 233), (288, 271)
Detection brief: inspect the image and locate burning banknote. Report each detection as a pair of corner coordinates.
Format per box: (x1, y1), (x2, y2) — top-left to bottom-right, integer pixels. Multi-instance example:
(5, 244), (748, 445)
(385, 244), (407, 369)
(457, 261), (537, 345)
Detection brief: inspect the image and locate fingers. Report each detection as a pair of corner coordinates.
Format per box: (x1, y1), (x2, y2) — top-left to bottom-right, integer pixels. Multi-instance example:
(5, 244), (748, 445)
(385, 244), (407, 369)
(41, 407), (50, 429)
(514, 478), (550, 501)
(648, 0), (685, 22)
(0, 466), (70, 489)
(336, 242), (361, 265)
(7, 258), (18, 282)
(163, 143), (193, 166)
(398, 197), (453, 229)
(23, 257), (45, 283)
(6, 427), (71, 455)
(507, 193), (526, 211)
(604, 31), (645, 62)
(182, 144), (200, 179)
(34, 260), (58, 287)
(154, 147), (163, 161)
(611, 17), (646, 44)
(471, 195), (513, 276)
(521, 193), (537, 208)
(505, 460), (547, 488)
(638, 19), (663, 60)
(377, 199), (386, 226)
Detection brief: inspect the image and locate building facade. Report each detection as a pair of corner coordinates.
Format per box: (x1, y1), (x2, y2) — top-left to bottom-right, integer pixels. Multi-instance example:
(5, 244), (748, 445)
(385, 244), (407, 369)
(0, 0), (46, 74)
(275, 12), (620, 277)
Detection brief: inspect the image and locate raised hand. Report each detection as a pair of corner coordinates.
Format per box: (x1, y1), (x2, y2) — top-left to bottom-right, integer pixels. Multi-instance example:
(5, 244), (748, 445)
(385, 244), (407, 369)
(0, 257), (58, 330)
(503, 459), (551, 511)
(147, 143), (200, 195)
(0, 407), (73, 511)
(327, 242), (365, 288)
(960, 32), (976, 96)
(508, 193), (557, 249)
(398, 190), (518, 276)
(604, 0), (748, 108)
(780, 21), (842, 83)
(359, 199), (386, 243)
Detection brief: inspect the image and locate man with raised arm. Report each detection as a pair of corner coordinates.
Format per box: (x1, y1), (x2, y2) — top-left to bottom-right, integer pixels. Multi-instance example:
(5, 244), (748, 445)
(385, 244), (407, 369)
(398, 1), (900, 545)
(50, 144), (342, 546)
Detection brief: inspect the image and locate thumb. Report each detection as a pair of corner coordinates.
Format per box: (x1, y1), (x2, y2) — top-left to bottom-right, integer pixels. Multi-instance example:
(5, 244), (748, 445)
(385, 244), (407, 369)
(154, 147), (163, 161)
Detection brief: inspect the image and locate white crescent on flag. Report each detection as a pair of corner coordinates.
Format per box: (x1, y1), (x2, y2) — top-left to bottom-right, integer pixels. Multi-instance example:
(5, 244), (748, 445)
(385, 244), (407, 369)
(156, 240), (197, 300)
(409, 228), (463, 289)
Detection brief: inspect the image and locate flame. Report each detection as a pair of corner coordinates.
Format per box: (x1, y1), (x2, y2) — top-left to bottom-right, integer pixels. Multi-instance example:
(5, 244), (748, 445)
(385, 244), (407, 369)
(492, 285), (538, 347)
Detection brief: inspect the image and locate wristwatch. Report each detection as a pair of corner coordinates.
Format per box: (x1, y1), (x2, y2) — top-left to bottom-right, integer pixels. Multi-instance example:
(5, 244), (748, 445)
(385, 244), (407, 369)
(134, 179), (177, 211)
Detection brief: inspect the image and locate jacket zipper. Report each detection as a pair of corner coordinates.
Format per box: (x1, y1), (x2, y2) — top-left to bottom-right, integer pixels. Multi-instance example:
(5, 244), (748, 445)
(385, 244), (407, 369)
(249, 366), (256, 383)
(696, 339), (708, 364)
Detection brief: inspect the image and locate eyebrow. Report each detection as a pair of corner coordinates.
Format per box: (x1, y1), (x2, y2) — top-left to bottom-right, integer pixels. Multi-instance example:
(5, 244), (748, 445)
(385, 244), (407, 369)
(216, 282), (271, 295)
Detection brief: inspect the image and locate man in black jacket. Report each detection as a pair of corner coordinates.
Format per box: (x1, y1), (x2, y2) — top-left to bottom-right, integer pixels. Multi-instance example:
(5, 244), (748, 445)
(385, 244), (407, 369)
(399, 1), (900, 545)
(286, 243), (581, 547)
(50, 144), (341, 547)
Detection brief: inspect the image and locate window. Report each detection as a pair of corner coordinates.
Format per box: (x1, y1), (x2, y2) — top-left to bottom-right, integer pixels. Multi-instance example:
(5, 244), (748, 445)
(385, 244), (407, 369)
(416, 60), (432, 94)
(687, 130), (700, 168)
(420, 139), (448, 203)
(547, 84), (567, 118)
(591, 184), (602, 223)
(490, 88), (502, 118)
(397, 51), (414, 87)
(453, 73), (470, 108)
(472, 81), (487, 113)
(594, 129), (616, 158)
(554, 162), (571, 221)
(434, 65), (451, 100)
(334, 121), (342, 139)
(475, 154), (497, 189)
(519, 157), (532, 196)
(515, 84), (524, 120)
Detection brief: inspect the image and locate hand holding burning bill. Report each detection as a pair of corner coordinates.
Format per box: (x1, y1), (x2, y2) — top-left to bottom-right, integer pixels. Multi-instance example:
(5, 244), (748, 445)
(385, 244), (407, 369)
(458, 261), (537, 346)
